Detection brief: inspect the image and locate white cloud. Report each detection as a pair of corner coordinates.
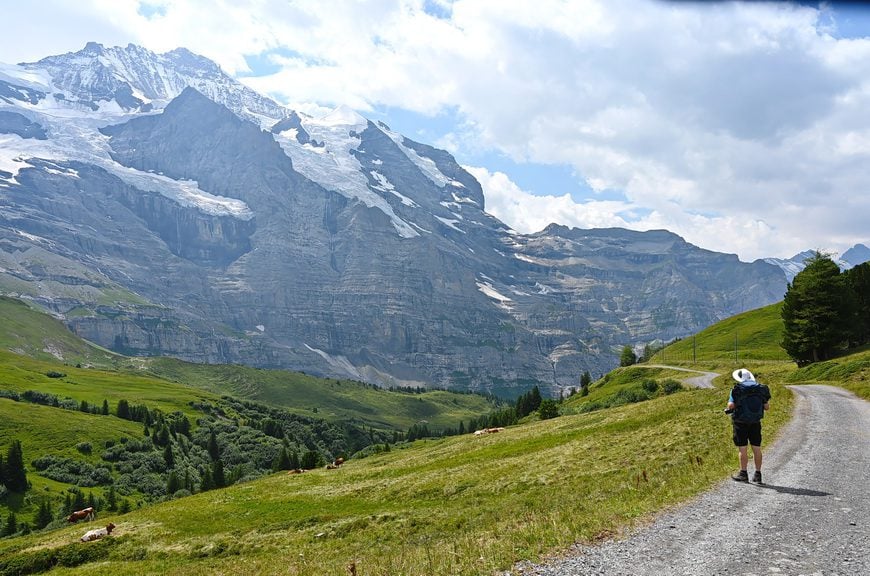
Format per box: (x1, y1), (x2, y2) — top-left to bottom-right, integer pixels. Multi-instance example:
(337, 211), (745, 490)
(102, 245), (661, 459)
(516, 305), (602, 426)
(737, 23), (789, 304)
(0, 0), (868, 261)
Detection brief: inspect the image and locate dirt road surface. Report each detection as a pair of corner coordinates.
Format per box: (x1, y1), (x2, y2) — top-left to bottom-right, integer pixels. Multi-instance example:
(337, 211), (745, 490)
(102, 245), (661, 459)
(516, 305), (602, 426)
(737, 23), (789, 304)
(507, 385), (870, 575)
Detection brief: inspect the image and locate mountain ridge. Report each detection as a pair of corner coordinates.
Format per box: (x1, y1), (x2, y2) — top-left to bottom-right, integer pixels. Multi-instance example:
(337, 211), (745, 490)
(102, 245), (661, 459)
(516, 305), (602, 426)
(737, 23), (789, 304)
(0, 43), (788, 396)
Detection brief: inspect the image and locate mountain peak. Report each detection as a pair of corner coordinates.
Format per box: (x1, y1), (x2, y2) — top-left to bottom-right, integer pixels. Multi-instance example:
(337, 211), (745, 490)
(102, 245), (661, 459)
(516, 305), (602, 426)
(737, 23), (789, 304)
(317, 105), (369, 129)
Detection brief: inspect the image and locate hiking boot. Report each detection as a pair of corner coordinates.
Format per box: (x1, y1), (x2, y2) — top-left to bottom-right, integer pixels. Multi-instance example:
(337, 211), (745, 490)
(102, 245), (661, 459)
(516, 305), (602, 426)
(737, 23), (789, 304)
(731, 470), (749, 482)
(752, 471), (763, 484)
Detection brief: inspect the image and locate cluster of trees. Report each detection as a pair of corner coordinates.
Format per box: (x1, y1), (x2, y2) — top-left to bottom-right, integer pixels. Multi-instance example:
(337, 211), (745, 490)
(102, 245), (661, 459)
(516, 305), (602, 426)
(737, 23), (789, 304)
(1, 391), (395, 538)
(404, 384), (575, 442)
(781, 254), (870, 365)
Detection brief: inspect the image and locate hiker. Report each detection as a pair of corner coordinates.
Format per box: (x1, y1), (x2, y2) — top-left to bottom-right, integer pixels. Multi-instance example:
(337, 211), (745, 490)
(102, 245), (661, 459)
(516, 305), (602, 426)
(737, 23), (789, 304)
(726, 368), (771, 483)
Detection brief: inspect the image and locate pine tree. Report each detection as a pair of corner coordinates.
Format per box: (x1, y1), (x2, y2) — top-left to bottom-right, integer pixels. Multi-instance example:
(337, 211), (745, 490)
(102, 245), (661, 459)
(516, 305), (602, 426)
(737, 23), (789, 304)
(620, 345), (637, 367)
(212, 459), (225, 488)
(2, 512), (16, 537)
(845, 262), (870, 345)
(4, 440), (27, 493)
(35, 500), (53, 529)
(781, 252), (856, 365)
(200, 467), (214, 492)
(166, 471), (181, 495)
(207, 430), (220, 461)
(72, 489), (86, 512)
(116, 399), (130, 419)
(163, 444), (174, 468)
(274, 447), (292, 471)
(106, 485), (117, 512)
(101, 399), (110, 415)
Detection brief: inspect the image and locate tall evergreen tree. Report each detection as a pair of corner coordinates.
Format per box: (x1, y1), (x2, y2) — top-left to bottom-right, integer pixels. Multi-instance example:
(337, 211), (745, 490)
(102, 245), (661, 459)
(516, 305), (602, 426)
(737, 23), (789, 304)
(106, 485), (118, 512)
(4, 440), (27, 493)
(207, 430), (220, 461)
(34, 500), (53, 529)
(2, 512), (16, 537)
(781, 252), (857, 365)
(101, 399), (110, 416)
(845, 262), (870, 345)
(166, 471), (181, 495)
(620, 345), (637, 367)
(580, 371), (592, 388)
(116, 399), (130, 419)
(212, 459), (226, 488)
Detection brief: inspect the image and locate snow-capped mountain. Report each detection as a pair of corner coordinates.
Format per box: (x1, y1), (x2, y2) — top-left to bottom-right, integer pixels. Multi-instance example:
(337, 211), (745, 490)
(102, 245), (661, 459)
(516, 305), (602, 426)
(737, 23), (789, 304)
(764, 244), (869, 283)
(0, 44), (788, 396)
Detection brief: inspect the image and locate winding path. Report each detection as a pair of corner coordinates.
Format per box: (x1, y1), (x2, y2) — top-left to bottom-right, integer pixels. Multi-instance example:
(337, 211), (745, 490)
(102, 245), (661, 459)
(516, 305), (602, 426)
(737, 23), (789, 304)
(638, 364), (718, 389)
(509, 385), (870, 575)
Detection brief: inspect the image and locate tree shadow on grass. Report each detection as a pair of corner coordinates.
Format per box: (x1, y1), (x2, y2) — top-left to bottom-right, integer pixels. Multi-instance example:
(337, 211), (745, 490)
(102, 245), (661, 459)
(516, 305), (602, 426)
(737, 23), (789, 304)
(754, 483), (832, 497)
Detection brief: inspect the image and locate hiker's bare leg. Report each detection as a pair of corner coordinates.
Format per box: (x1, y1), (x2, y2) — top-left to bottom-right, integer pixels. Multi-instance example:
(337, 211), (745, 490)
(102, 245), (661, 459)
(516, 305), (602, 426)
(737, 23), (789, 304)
(751, 445), (762, 471)
(738, 445), (749, 470)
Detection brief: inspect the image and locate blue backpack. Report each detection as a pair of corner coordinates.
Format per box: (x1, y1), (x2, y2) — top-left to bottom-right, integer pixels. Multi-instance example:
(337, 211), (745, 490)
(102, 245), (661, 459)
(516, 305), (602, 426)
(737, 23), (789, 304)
(732, 384), (770, 423)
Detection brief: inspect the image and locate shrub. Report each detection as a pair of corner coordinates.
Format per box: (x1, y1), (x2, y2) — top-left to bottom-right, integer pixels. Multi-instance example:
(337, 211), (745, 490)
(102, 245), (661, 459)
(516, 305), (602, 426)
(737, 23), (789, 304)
(76, 442), (93, 455)
(662, 379), (683, 394)
(641, 379), (659, 394)
(45, 371), (66, 379)
(31, 455), (112, 486)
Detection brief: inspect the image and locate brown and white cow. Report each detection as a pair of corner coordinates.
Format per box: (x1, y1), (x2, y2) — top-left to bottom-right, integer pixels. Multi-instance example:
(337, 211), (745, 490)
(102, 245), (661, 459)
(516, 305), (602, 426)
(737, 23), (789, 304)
(66, 507), (95, 523)
(80, 523), (115, 542)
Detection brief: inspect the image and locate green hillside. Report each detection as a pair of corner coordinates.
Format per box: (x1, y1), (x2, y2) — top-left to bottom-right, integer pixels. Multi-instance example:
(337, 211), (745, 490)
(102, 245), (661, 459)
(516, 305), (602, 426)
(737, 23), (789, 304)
(0, 372), (795, 575)
(144, 358), (496, 432)
(0, 297), (119, 367)
(651, 302), (789, 363)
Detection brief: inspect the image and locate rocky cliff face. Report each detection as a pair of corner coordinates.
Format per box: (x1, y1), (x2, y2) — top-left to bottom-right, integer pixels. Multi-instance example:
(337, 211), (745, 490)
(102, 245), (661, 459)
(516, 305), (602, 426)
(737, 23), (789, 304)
(0, 43), (788, 397)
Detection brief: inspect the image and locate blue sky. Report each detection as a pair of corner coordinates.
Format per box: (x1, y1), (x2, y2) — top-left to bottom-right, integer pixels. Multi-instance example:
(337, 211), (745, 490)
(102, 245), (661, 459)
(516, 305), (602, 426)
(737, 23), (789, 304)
(0, 0), (868, 261)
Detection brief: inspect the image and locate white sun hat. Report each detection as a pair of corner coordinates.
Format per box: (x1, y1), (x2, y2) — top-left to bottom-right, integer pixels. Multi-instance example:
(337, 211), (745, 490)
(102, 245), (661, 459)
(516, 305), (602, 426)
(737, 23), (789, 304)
(732, 368), (755, 383)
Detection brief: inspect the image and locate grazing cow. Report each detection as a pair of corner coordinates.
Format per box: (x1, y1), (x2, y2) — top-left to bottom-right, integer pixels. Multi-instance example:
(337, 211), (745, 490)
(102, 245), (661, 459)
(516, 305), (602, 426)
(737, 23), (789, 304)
(80, 523), (115, 542)
(287, 468), (305, 474)
(66, 507), (95, 523)
(326, 457), (345, 470)
(473, 427), (505, 436)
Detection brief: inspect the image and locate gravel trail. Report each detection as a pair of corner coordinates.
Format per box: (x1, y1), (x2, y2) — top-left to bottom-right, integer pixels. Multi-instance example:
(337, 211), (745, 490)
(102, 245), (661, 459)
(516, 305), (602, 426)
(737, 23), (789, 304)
(507, 385), (870, 575)
(638, 365), (719, 389)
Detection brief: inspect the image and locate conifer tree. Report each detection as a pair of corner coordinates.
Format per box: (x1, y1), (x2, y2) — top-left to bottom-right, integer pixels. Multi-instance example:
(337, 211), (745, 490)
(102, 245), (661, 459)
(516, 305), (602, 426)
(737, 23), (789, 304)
(781, 252), (856, 365)
(101, 399), (110, 415)
(212, 459), (226, 488)
(116, 399), (130, 419)
(2, 512), (17, 537)
(207, 430), (220, 461)
(106, 485), (117, 512)
(845, 262), (870, 345)
(4, 440), (27, 493)
(166, 471), (181, 495)
(35, 500), (53, 529)
(620, 345), (637, 367)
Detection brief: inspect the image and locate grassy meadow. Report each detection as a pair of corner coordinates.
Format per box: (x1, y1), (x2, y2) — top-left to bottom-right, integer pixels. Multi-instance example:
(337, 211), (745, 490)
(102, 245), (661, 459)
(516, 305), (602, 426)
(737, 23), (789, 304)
(0, 358), (797, 576)
(651, 302), (790, 363)
(3, 299), (870, 575)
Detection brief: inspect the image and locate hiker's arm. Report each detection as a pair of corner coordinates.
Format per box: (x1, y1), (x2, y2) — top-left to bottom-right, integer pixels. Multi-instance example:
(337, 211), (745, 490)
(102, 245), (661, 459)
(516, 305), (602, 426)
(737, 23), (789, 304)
(763, 402), (769, 411)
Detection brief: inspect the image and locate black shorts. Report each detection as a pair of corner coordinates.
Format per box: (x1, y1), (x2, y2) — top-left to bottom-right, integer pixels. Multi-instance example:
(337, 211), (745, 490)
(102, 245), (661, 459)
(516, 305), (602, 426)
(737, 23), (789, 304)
(732, 421), (762, 447)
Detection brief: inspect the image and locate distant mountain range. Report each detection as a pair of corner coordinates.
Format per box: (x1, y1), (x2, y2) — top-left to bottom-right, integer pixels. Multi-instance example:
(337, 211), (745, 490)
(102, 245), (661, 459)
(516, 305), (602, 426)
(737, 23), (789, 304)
(1, 43), (792, 396)
(764, 244), (869, 282)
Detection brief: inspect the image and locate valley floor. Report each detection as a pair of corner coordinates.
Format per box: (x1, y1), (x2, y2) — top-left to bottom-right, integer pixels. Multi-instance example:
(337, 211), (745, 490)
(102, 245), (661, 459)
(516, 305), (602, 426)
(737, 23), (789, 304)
(508, 384), (870, 575)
